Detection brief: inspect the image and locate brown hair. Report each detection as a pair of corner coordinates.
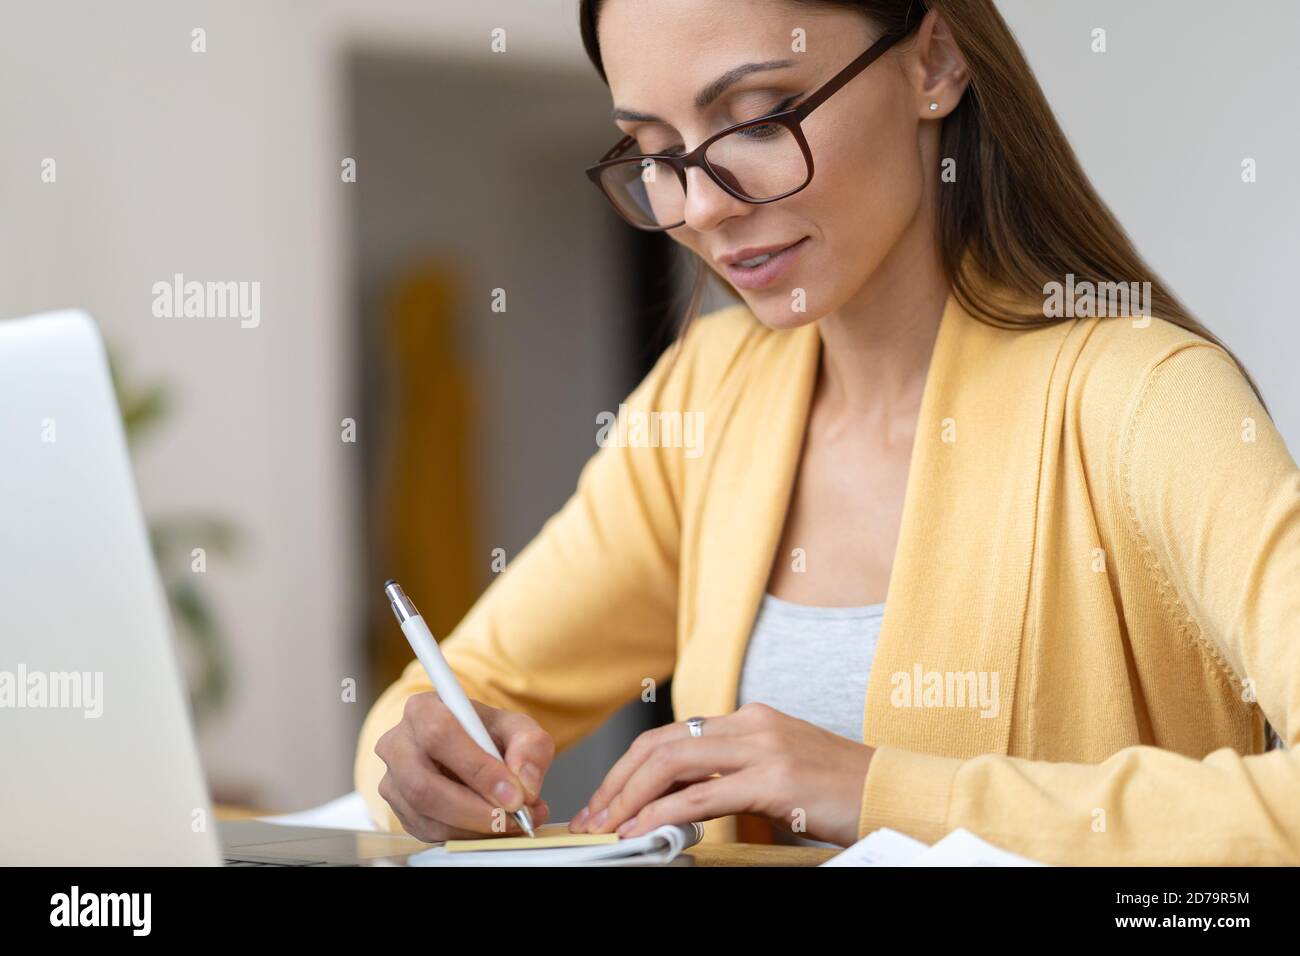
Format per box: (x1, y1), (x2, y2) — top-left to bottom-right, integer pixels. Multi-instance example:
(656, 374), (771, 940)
(578, 0), (1269, 409)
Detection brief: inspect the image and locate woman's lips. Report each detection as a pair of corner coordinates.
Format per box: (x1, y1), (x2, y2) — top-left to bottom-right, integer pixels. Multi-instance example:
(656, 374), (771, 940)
(723, 237), (809, 291)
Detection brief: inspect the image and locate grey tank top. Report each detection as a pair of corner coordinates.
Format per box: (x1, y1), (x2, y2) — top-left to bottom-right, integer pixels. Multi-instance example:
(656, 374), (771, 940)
(735, 591), (885, 847)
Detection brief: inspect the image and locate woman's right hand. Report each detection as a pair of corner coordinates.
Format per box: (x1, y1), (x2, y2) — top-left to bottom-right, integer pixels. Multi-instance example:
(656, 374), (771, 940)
(374, 691), (554, 842)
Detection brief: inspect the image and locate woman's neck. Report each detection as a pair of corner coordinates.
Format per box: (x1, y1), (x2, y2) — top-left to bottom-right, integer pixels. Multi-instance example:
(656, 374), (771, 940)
(814, 234), (949, 429)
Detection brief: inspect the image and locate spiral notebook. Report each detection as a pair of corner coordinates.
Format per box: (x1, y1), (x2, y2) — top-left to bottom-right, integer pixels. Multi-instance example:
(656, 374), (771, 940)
(407, 821), (704, 867)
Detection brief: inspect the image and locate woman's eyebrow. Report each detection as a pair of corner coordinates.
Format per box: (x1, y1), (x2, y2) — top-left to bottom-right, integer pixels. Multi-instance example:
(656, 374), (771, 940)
(612, 59), (797, 123)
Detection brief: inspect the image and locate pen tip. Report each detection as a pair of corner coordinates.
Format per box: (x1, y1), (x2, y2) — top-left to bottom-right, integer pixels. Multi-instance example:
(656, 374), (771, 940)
(516, 808), (536, 838)
(382, 578), (397, 589)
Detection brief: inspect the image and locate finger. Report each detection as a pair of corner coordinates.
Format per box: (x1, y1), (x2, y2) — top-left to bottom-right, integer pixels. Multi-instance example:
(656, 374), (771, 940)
(585, 737), (759, 834)
(480, 704), (556, 800)
(613, 771), (763, 840)
(383, 769), (550, 841)
(496, 798), (551, 836)
(453, 798), (553, 838)
(387, 720), (541, 834)
(577, 713), (745, 827)
(405, 694), (530, 812)
(378, 771), (450, 842)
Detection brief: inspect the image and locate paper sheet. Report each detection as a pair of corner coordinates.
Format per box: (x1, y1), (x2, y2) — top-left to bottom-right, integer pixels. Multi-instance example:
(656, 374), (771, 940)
(258, 791), (377, 831)
(821, 827), (928, 866)
(822, 827), (1047, 866)
(912, 828), (1045, 866)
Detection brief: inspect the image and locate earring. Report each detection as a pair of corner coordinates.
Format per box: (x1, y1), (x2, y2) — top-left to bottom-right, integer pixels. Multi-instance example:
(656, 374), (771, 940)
(928, 102), (940, 111)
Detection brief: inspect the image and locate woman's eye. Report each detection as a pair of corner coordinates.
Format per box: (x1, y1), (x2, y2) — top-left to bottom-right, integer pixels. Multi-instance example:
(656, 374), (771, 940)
(635, 95), (802, 156)
(763, 94), (802, 116)
(737, 94), (801, 124)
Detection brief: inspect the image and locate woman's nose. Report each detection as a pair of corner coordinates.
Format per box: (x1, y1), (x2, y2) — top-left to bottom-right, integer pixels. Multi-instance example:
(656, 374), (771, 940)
(681, 164), (750, 232)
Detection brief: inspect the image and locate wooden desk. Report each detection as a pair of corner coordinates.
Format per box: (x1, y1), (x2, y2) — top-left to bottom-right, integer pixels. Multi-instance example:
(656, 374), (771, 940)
(216, 805), (835, 867)
(683, 843), (836, 866)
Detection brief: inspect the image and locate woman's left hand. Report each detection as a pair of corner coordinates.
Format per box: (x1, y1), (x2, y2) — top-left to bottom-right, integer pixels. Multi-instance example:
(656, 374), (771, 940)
(568, 702), (875, 847)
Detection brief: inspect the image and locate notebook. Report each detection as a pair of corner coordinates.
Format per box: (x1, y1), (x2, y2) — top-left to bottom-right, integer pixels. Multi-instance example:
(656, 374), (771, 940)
(407, 821), (704, 867)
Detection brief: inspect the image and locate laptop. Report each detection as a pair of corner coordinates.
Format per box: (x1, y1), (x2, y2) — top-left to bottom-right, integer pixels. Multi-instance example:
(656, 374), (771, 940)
(0, 310), (420, 865)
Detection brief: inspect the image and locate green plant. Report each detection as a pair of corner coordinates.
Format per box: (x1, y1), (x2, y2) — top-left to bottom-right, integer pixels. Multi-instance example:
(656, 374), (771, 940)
(108, 350), (238, 727)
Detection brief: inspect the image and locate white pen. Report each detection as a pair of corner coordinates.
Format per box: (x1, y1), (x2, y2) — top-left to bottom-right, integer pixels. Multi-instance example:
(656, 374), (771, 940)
(383, 579), (536, 838)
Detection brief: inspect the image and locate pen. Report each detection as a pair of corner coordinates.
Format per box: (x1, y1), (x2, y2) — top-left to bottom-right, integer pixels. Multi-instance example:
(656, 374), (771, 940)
(382, 579), (536, 838)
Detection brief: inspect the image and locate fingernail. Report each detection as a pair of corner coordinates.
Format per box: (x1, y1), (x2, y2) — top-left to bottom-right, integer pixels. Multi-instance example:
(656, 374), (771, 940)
(588, 807), (609, 831)
(494, 780), (520, 807)
(570, 806), (589, 831)
(520, 762), (542, 797)
(617, 817), (638, 837)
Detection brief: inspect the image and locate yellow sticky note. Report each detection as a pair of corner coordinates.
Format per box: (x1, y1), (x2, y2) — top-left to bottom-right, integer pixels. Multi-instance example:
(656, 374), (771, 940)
(445, 822), (619, 853)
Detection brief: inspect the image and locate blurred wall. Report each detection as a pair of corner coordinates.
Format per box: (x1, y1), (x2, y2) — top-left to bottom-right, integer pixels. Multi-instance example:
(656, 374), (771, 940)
(0, 0), (597, 810)
(1001, 0), (1300, 442)
(0, 0), (357, 808)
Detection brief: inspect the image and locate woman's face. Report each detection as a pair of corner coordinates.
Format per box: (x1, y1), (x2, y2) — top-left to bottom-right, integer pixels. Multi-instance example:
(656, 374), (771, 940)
(597, 0), (933, 330)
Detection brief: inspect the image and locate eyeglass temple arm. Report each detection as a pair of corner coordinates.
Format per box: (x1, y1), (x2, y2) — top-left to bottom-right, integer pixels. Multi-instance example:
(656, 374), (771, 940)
(599, 135), (636, 163)
(795, 28), (911, 119)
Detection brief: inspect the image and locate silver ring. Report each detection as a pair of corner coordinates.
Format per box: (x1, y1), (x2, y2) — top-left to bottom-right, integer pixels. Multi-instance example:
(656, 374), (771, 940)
(686, 716), (705, 738)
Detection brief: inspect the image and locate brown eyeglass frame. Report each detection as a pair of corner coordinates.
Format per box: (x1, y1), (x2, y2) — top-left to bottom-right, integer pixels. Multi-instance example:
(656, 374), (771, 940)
(585, 27), (914, 231)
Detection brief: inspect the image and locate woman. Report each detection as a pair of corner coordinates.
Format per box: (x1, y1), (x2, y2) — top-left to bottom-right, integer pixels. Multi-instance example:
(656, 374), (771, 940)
(356, 0), (1300, 864)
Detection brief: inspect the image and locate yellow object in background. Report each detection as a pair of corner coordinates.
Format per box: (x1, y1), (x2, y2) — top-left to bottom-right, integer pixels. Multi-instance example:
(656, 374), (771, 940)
(370, 265), (480, 692)
(445, 824), (619, 853)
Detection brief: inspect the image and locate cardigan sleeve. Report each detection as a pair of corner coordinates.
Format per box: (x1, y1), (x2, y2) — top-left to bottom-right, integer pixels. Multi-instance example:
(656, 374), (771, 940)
(355, 322), (712, 832)
(857, 342), (1300, 864)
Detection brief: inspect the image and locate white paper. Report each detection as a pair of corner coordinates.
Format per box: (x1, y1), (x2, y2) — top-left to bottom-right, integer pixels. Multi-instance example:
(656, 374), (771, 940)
(912, 828), (1045, 866)
(257, 791), (378, 831)
(821, 827), (1046, 867)
(820, 827), (928, 866)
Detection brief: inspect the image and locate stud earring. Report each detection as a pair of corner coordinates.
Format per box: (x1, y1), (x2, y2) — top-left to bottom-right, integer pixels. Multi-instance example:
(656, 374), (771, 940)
(928, 102), (940, 111)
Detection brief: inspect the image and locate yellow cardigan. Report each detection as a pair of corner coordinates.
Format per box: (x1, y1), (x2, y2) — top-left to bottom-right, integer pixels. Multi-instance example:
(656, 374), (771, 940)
(355, 292), (1300, 864)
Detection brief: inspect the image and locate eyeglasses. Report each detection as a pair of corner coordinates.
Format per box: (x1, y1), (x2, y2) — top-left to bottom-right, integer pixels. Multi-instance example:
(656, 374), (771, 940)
(585, 28), (912, 231)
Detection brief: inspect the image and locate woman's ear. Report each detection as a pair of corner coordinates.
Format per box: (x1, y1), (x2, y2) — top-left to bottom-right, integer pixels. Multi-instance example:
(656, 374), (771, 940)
(907, 9), (971, 118)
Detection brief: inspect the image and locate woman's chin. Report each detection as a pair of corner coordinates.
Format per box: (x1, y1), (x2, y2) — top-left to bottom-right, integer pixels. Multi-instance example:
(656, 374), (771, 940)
(742, 299), (821, 332)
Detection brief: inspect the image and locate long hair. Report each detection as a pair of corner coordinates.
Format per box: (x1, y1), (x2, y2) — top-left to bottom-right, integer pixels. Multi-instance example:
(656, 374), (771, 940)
(577, 0), (1269, 409)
